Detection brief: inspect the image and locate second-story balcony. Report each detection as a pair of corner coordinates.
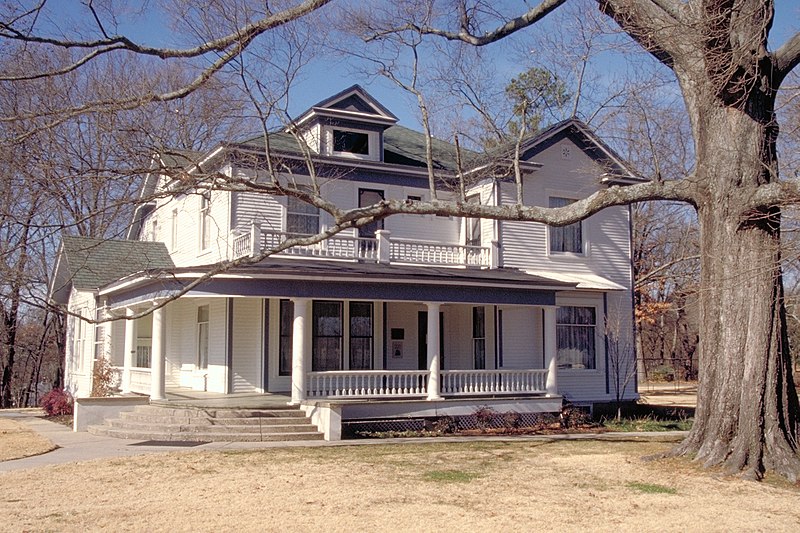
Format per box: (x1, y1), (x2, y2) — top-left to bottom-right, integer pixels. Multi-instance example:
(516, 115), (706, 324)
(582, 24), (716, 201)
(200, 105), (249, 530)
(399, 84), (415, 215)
(231, 223), (498, 268)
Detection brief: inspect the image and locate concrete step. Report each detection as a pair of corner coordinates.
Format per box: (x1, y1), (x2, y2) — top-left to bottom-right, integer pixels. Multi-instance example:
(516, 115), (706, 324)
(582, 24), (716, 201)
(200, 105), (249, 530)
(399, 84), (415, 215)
(132, 405), (305, 418)
(88, 425), (325, 442)
(119, 412), (312, 426)
(106, 419), (319, 434)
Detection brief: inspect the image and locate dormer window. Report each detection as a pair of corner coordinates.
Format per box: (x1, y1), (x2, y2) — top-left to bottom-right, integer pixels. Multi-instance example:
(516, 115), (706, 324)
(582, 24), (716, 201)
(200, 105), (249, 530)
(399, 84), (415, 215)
(333, 130), (369, 155)
(326, 127), (379, 161)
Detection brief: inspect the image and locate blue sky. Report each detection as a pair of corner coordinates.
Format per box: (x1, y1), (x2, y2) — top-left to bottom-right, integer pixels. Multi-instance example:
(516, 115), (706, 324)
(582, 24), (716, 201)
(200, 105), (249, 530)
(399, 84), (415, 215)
(53, 0), (800, 129)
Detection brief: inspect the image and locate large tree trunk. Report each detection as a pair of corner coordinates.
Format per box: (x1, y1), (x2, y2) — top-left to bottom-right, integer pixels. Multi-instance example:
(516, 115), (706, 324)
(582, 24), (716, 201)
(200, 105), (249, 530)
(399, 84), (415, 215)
(673, 96), (800, 480)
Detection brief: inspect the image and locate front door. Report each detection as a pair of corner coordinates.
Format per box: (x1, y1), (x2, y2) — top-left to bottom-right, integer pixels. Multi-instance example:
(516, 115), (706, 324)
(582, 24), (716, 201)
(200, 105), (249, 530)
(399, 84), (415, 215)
(417, 311), (444, 370)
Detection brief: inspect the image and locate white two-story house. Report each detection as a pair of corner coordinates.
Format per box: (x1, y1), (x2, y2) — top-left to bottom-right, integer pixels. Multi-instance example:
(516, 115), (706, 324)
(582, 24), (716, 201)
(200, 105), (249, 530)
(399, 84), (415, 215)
(51, 85), (643, 437)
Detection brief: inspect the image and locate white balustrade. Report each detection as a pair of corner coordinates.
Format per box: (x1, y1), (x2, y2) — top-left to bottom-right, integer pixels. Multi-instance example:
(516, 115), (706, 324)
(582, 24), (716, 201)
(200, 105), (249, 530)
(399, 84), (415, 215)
(232, 233), (251, 258)
(306, 370), (429, 398)
(127, 368), (152, 395)
(231, 224), (492, 267)
(440, 369), (549, 395)
(390, 239), (491, 267)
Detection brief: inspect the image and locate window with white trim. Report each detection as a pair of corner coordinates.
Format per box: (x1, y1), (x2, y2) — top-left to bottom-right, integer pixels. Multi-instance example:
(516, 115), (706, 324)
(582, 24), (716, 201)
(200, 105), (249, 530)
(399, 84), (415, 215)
(473, 306), (486, 370)
(279, 300), (293, 376)
(328, 127), (379, 160)
(72, 308), (86, 372)
(171, 209), (178, 251)
(286, 196), (320, 236)
(556, 306), (596, 369)
(312, 301), (342, 371)
(199, 192), (211, 251)
(549, 197), (583, 253)
(349, 302), (373, 370)
(197, 305), (209, 370)
(465, 194), (481, 247)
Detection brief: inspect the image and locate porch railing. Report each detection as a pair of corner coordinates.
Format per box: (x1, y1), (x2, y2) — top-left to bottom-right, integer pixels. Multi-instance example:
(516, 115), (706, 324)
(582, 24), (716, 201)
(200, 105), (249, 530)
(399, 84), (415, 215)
(440, 369), (548, 396)
(306, 370), (429, 398)
(128, 367), (151, 395)
(232, 223), (494, 268)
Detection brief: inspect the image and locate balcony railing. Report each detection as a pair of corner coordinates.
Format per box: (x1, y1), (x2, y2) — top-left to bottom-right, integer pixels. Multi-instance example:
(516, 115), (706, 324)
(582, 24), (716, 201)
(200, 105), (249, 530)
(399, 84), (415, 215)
(232, 223), (496, 269)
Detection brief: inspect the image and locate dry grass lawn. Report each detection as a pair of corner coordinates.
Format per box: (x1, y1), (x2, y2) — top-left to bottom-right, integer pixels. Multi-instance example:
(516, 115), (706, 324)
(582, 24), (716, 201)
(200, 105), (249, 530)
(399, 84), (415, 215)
(1, 440), (798, 532)
(0, 418), (56, 461)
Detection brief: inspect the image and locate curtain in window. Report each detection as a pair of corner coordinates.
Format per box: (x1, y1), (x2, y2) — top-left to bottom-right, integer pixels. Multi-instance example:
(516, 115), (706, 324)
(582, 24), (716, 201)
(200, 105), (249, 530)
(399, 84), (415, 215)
(472, 306), (486, 369)
(349, 302), (373, 370)
(556, 306), (596, 369)
(279, 300), (293, 376)
(197, 305), (209, 370)
(286, 196), (320, 236)
(312, 301), (342, 371)
(549, 197), (582, 253)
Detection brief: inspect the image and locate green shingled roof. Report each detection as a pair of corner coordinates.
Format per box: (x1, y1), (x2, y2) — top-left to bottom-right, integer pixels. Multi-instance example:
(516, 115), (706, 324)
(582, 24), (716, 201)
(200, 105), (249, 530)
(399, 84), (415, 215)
(58, 236), (174, 290)
(235, 124), (477, 171)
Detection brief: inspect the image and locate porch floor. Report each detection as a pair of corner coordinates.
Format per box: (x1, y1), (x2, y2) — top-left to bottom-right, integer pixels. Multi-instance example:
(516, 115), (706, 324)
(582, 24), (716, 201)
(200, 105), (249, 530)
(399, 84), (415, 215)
(155, 389), (293, 409)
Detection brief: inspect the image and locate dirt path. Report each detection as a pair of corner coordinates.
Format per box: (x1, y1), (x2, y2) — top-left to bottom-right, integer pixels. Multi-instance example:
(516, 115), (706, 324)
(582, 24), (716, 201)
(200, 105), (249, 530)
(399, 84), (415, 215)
(1, 440), (797, 532)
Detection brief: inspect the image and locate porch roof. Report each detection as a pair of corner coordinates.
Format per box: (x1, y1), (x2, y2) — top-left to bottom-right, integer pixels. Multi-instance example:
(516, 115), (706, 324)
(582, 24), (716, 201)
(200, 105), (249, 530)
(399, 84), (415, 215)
(101, 258), (576, 309)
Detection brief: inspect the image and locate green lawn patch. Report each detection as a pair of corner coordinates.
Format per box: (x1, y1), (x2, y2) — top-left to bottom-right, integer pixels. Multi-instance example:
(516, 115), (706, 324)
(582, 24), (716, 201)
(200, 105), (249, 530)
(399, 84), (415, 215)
(423, 469), (481, 483)
(627, 482), (678, 494)
(602, 416), (693, 432)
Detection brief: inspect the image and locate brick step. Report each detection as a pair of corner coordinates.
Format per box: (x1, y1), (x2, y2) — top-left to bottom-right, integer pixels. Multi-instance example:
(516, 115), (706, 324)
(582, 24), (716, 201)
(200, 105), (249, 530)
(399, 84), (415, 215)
(119, 412), (311, 426)
(106, 419), (319, 434)
(87, 425), (325, 442)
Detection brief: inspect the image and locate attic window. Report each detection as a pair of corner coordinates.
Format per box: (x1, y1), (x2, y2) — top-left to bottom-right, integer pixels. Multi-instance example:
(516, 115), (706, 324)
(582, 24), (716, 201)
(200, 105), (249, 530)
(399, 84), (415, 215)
(333, 130), (369, 155)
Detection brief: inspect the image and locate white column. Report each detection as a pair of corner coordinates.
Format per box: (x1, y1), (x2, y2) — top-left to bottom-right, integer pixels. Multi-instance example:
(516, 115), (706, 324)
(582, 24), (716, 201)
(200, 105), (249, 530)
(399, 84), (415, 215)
(543, 306), (558, 397)
(426, 302), (442, 400)
(250, 221), (261, 257)
(122, 308), (136, 394)
(290, 298), (311, 405)
(150, 306), (166, 401)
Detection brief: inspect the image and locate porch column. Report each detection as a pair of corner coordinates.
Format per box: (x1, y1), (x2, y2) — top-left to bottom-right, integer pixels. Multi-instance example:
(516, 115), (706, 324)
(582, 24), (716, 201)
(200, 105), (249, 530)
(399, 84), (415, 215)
(150, 305), (166, 401)
(290, 298), (311, 405)
(426, 302), (442, 400)
(543, 306), (558, 397)
(122, 307), (136, 394)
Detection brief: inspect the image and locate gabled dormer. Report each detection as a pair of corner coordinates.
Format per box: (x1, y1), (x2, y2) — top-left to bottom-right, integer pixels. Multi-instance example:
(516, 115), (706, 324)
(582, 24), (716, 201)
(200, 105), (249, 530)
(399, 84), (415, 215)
(290, 85), (398, 162)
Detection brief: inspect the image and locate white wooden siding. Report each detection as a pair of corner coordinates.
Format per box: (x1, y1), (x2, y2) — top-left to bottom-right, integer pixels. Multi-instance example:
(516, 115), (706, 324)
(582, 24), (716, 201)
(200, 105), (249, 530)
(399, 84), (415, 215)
(498, 306), (541, 370)
(231, 298), (263, 393)
(500, 137), (632, 286)
(139, 165), (232, 267)
(65, 289), (96, 398)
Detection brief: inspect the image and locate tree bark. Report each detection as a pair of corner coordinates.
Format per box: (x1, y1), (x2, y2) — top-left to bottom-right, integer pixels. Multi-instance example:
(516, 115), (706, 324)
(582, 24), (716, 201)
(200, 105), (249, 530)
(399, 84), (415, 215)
(672, 94), (800, 480)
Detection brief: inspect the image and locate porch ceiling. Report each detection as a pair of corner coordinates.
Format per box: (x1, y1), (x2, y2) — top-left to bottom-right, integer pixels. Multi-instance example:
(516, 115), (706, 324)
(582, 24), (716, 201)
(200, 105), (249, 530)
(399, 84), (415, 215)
(103, 258), (575, 308)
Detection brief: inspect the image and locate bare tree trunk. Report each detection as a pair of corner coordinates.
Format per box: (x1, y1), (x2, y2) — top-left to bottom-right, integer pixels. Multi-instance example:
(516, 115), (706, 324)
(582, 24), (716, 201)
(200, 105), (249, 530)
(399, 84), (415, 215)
(673, 99), (800, 480)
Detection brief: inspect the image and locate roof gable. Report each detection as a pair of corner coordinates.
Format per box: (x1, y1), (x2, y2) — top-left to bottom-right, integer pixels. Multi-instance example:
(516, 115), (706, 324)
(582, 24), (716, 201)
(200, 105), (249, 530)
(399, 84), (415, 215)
(293, 85), (398, 128)
(520, 119), (645, 184)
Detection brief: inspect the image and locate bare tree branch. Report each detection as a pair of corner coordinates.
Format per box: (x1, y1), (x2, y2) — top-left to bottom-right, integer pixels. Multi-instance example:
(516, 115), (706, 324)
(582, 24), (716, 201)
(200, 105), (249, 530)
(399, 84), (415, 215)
(774, 31), (800, 84)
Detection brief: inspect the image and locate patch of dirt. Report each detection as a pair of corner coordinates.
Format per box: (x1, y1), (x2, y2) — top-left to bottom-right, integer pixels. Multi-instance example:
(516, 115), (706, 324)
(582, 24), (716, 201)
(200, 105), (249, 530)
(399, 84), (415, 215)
(0, 418), (57, 462)
(40, 415), (73, 427)
(1, 440), (798, 532)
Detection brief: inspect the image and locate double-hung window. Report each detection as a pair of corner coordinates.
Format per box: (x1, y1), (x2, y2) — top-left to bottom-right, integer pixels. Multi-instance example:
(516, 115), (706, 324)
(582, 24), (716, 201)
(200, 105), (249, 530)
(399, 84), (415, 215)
(312, 301), (342, 371)
(286, 196), (320, 236)
(465, 194), (481, 247)
(349, 302), (373, 370)
(197, 305), (209, 370)
(199, 193), (211, 251)
(556, 306), (596, 369)
(279, 300), (293, 376)
(549, 197), (582, 253)
(472, 306), (486, 369)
